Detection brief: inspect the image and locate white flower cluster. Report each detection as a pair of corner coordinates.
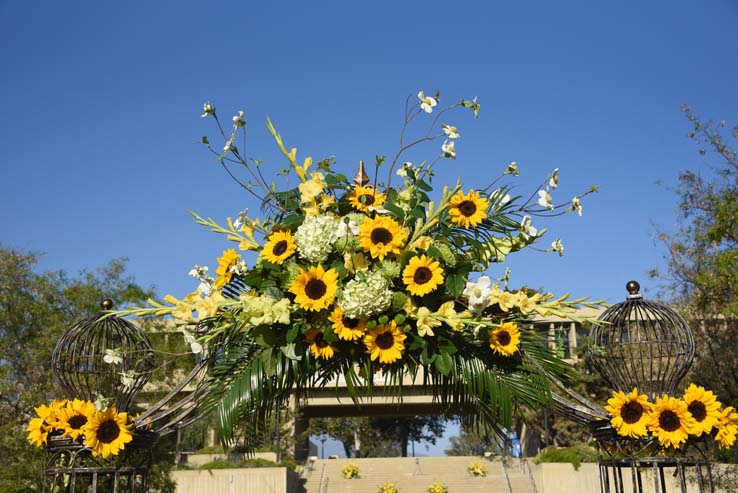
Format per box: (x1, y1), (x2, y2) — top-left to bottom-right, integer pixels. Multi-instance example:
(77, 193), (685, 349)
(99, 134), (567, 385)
(339, 270), (393, 319)
(295, 214), (339, 263)
(189, 264), (215, 295)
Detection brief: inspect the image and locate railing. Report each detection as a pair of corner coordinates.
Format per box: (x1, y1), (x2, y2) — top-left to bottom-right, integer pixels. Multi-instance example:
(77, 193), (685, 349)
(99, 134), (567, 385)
(318, 463), (329, 493)
(501, 459), (513, 493)
(521, 459), (538, 493)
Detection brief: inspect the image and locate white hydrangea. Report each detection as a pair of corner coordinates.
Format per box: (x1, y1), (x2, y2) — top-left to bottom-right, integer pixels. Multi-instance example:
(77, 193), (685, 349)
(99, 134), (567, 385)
(294, 214), (339, 263)
(339, 270), (393, 319)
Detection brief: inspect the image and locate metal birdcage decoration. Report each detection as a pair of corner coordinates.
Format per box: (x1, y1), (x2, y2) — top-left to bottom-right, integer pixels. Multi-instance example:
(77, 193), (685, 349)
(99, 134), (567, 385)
(589, 280), (694, 401)
(589, 281), (713, 493)
(45, 299), (157, 492)
(52, 299), (155, 411)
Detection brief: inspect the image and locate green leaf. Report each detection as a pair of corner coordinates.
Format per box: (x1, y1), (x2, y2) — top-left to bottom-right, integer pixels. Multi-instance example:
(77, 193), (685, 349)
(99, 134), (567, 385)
(286, 324), (301, 343)
(281, 343), (302, 360)
(252, 326), (280, 347)
(416, 179), (433, 192)
(434, 352), (453, 375)
(382, 202), (406, 219)
(445, 273), (466, 297)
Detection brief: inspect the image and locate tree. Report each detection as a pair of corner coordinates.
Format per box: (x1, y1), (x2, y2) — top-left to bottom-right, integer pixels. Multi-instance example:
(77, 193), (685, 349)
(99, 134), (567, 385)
(653, 108), (738, 473)
(0, 247), (173, 492)
(307, 415), (447, 458)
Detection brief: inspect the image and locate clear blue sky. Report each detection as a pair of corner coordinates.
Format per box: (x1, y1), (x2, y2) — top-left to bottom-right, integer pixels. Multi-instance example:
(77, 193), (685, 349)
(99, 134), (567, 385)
(2, 0), (738, 456)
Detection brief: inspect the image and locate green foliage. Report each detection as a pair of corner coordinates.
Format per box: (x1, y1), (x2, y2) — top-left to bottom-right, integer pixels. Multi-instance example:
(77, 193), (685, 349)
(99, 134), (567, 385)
(0, 246), (178, 492)
(308, 416), (448, 458)
(653, 107), (738, 465)
(533, 444), (597, 470)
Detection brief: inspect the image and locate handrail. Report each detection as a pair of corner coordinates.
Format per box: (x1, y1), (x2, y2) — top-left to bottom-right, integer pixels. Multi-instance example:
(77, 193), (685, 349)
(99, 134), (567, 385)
(521, 459), (538, 493)
(318, 463), (328, 493)
(501, 459), (513, 493)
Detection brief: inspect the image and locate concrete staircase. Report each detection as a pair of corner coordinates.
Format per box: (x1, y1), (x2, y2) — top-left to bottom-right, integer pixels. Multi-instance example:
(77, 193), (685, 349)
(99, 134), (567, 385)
(302, 456), (535, 493)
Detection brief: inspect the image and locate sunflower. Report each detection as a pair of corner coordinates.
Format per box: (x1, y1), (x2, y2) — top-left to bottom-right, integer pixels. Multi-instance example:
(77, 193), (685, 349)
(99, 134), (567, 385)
(84, 407), (133, 458)
(364, 321), (407, 364)
(488, 322), (520, 357)
(289, 264), (338, 311)
(26, 401), (64, 447)
(215, 248), (241, 288)
(683, 384), (722, 436)
(262, 230), (297, 265)
(448, 189), (489, 228)
(604, 388), (652, 438)
(58, 398), (96, 441)
(305, 328), (337, 360)
(716, 406), (738, 449)
(357, 216), (408, 260)
(402, 255), (444, 296)
(349, 185), (386, 213)
(329, 307), (366, 341)
(648, 395), (696, 449)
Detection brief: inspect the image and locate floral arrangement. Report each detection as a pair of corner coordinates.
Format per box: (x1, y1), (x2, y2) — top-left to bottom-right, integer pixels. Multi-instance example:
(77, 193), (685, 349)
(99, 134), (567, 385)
(605, 385), (738, 452)
(467, 460), (487, 477)
(27, 398), (133, 458)
(116, 90), (602, 447)
(341, 462), (360, 479)
(427, 480), (448, 493)
(379, 482), (399, 493)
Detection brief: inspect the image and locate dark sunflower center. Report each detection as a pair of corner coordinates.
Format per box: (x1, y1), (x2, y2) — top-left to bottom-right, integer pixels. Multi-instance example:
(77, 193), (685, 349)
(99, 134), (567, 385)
(272, 240), (288, 256)
(659, 410), (681, 432)
(98, 420), (121, 443)
(313, 332), (328, 348)
(68, 415), (88, 429)
(496, 330), (511, 346)
(688, 401), (707, 422)
(305, 279), (327, 300)
(621, 402), (644, 424)
(458, 200), (477, 217)
(342, 317), (359, 329)
(371, 228), (393, 245)
(376, 332), (394, 350)
(359, 194), (375, 206)
(413, 267), (433, 285)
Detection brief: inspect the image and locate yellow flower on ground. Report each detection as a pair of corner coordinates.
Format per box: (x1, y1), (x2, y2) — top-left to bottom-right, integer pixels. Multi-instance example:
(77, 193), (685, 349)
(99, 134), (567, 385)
(289, 265), (338, 311)
(262, 230), (297, 265)
(648, 395), (696, 449)
(379, 482), (399, 493)
(716, 406), (738, 449)
(84, 407), (133, 458)
(215, 248), (241, 288)
(448, 189), (489, 228)
(58, 398), (96, 441)
(467, 460), (487, 477)
(683, 384), (722, 436)
(489, 322), (520, 357)
(329, 307), (366, 341)
(342, 462), (361, 479)
(358, 216), (408, 260)
(402, 255), (444, 296)
(349, 185), (386, 213)
(364, 321), (407, 364)
(427, 480), (448, 493)
(305, 328), (337, 360)
(604, 388), (652, 438)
